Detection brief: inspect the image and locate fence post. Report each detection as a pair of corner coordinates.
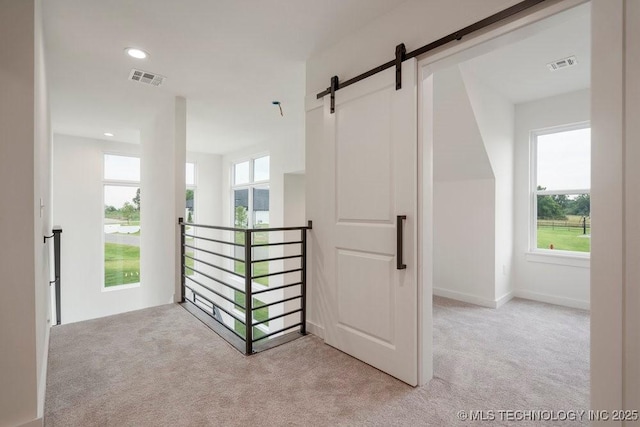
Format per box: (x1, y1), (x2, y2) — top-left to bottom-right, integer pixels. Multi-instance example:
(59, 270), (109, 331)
(179, 217), (185, 303)
(244, 229), (253, 354)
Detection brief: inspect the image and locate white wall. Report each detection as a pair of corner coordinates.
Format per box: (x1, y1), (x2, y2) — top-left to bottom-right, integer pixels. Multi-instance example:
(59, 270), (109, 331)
(460, 67), (515, 302)
(52, 97), (186, 324)
(283, 173), (306, 328)
(33, 0), (52, 418)
(433, 179), (496, 304)
(431, 63), (515, 307)
(432, 66), (496, 306)
(513, 89), (590, 309)
(0, 1), (50, 425)
(186, 151), (222, 226)
(304, 105), (326, 336)
(141, 96), (186, 305)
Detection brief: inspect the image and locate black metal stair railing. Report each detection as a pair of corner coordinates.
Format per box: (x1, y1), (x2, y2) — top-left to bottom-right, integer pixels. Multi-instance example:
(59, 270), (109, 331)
(178, 218), (312, 354)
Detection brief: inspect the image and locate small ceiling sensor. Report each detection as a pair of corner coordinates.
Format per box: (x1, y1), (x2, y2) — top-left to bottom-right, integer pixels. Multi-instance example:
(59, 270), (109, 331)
(125, 47), (148, 59)
(104, 132), (114, 137)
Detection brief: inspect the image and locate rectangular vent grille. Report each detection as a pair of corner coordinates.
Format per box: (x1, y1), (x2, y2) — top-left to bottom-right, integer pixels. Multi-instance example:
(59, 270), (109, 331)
(547, 56), (577, 71)
(128, 68), (165, 86)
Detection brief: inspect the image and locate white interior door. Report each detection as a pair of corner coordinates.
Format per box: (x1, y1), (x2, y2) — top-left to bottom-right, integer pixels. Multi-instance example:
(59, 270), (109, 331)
(323, 58), (418, 385)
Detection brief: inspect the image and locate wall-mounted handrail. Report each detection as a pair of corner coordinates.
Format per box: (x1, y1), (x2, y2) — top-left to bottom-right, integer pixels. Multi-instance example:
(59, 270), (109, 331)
(45, 227), (63, 325)
(178, 218), (312, 354)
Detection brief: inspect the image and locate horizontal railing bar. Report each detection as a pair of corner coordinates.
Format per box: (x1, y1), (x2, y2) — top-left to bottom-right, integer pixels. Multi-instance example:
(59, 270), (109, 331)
(251, 241), (302, 248)
(185, 286), (246, 326)
(183, 262), (245, 292)
(250, 225), (313, 232)
(253, 309), (302, 326)
(252, 268), (302, 280)
(185, 275), (243, 309)
(252, 282), (302, 295)
(182, 233), (244, 246)
(252, 323), (303, 343)
(184, 243), (244, 263)
(183, 222), (312, 233)
(252, 254), (301, 263)
(183, 233), (243, 247)
(184, 255), (244, 279)
(252, 295), (301, 311)
(184, 223), (249, 232)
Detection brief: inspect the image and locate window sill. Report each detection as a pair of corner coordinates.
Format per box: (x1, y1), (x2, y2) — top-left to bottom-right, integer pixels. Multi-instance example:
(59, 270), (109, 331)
(525, 250), (590, 268)
(102, 282), (141, 292)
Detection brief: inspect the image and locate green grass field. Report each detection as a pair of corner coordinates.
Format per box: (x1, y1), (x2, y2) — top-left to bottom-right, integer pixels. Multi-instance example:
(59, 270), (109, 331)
(234, 260), (269, 285)
(537, 226), (591, 252)
(104, 243), (140, 287)
(233, 291), (269, 340)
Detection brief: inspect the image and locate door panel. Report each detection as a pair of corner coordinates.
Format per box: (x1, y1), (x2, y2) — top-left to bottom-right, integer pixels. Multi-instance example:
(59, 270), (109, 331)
(336, 87), (393, 222)
(323, 58), (418, 385)
(337, 249), (395, 344)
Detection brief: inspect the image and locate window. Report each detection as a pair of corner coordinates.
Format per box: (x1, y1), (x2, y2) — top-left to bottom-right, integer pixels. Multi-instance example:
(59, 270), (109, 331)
(185, 162), (196, 277)
(231, 155), (270, 338)
(103, 154), (141, 288)
(532, 125), (590, 254)
(186, 162), (196, 223)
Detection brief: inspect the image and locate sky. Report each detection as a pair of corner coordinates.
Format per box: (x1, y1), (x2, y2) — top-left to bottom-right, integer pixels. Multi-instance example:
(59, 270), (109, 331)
(234, 156), (270, 185)
(537, 127), (590, 191)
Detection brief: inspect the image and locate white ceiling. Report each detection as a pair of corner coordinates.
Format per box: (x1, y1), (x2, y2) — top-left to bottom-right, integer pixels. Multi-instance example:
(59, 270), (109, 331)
(44, 1), (590, 153)
(44, 0), (408, 153)
(458, 3), (590, 104)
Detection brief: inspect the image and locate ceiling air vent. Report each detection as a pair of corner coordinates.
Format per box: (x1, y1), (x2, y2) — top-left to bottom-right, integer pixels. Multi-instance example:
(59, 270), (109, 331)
(128, 68), (165, 87)
(546, 56), (577, 71)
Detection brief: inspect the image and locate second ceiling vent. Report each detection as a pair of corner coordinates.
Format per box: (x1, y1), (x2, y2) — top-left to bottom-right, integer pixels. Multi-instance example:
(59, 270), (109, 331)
(546, 56), (577, 71)
(128, 69), (165, 87)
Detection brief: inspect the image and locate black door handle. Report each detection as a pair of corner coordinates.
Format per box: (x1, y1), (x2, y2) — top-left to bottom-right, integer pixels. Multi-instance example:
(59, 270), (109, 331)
(397, 215), (407, 270)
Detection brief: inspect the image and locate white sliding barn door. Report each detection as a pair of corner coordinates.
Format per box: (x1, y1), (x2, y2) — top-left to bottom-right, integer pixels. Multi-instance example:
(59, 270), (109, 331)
(322, 58), (418, 385)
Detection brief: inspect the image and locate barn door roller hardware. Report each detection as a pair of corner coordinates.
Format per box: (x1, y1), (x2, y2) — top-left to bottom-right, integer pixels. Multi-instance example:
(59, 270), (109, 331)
(318, 0), (546, 113)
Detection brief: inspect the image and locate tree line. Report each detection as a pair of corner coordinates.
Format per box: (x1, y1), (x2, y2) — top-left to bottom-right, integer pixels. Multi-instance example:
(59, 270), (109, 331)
(537, 186), (590, 220)
(104, 188), (140, 224)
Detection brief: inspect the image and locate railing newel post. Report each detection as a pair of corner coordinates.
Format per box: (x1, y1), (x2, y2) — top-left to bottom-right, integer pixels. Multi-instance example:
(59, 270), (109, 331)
(300, 227), (307, 335)
(180, 217), (186, 303)
(245, 228), (253, 355)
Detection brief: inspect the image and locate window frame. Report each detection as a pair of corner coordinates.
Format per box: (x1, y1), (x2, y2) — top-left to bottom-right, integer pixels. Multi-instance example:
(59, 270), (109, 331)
(231, 154), (270, 228)
(102, 152), (142, 291)
(529, 122), (591, 258)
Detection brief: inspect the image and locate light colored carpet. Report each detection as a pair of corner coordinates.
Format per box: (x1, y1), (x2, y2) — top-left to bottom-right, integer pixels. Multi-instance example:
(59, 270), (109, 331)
(45, 297), (589, 426)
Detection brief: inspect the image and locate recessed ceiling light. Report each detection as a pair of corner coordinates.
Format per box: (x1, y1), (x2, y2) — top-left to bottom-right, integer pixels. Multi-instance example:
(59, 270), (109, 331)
(125, 48), (148, 59)
(104, 132), (114, 137)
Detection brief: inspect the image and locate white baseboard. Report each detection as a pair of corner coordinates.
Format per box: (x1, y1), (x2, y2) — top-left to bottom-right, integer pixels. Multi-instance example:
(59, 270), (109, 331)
(513, 289), (590, 310)
(495, 291), (514, 308)
(19, 418), (43, 427)
(433, 287), (499, 308)
(306, 320), (324, 339)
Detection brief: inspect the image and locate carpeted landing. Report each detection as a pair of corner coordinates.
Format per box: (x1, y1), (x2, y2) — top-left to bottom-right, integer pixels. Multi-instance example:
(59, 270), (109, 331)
(45, 297), (589, 426)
